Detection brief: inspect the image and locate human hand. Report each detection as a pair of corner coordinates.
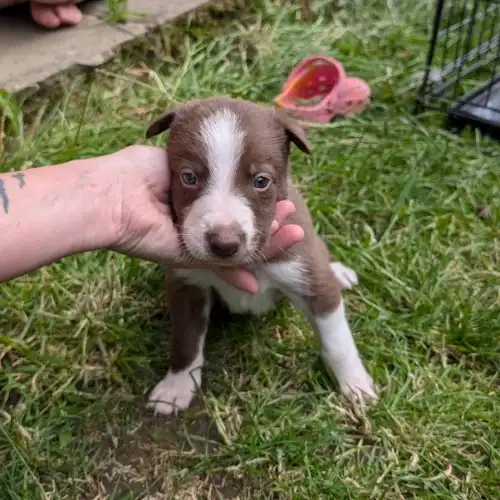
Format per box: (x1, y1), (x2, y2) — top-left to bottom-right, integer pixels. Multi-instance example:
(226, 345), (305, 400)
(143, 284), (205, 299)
(104, 146), (304, 293)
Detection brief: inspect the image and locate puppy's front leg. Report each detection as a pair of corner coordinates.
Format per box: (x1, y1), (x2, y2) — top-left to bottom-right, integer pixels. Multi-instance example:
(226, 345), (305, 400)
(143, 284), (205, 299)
(147, 276), (212, 415)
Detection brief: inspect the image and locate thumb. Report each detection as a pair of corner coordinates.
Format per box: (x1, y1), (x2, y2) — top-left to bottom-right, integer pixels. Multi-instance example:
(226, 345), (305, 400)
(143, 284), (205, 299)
(116, 202), (183, 264)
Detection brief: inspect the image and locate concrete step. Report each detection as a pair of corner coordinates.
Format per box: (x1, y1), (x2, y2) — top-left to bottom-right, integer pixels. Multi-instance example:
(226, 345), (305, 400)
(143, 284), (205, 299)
(0, 0), (210, 93)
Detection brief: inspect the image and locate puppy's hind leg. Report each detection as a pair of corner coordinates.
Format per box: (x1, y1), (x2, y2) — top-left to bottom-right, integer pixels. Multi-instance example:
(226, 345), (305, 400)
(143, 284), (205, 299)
(270, 250), (375, 404)
(315, 297), (376, 403)
(311, 248), (373, 402)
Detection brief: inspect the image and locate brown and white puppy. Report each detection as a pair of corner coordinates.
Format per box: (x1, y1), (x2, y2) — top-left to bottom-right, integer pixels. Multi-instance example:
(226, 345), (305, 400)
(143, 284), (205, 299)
(146, 96), (376, 415)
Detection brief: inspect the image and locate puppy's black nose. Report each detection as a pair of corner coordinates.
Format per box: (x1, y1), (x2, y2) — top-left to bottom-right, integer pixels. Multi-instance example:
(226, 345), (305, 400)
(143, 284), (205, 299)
(206, 225), (244, 258)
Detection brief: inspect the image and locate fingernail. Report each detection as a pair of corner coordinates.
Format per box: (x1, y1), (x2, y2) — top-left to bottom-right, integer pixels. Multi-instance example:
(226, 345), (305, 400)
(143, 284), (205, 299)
(271, 220), (278, 232)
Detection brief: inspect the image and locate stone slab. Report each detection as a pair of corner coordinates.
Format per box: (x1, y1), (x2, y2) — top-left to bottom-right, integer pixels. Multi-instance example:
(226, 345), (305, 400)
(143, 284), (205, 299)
(0, 0), (210, 93)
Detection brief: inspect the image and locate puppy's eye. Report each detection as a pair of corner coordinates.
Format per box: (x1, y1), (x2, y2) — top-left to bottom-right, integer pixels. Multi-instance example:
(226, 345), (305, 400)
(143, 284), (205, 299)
(181, 171), (198, 186)
(253, 174), (271, 191)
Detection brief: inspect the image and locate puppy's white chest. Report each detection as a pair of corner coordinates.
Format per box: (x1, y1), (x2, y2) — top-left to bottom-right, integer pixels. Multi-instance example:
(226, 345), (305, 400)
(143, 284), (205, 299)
(174, 267), (282, 315)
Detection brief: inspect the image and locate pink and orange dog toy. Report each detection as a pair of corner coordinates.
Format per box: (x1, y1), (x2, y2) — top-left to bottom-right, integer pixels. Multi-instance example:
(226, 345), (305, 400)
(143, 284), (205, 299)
(274, 55), (370, 123)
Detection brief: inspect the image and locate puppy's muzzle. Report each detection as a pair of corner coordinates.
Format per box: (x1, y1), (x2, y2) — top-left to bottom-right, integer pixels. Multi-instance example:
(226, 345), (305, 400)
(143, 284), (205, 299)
(205, 224), (246, 258)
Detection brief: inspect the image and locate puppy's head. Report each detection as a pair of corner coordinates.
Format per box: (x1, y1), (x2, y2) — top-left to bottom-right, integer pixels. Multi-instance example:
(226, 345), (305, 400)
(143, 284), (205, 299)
(147, 96), (310, 266)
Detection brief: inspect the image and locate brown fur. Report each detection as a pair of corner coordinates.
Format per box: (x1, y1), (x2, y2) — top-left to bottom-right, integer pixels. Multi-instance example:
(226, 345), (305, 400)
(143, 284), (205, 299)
(284, 185), (342, 316)
(166, 275), (210, 372)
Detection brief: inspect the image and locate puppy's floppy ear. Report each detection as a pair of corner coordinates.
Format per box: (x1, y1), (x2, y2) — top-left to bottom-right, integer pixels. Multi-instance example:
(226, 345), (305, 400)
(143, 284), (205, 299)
(276, 110), (311, 155)
(146, 108), (178, 138)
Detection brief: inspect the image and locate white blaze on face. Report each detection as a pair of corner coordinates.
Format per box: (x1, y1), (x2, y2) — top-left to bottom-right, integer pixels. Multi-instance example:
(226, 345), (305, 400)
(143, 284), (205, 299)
(183, 108), (255, 260)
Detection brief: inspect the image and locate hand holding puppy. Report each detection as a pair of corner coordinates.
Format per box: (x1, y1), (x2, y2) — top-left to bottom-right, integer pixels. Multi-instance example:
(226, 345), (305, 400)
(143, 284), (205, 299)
(101, 145), (305, 292)
(0, 145), (303, 287)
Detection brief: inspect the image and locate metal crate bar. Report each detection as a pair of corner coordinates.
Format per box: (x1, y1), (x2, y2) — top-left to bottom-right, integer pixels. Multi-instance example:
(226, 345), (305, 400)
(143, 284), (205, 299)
(418, 0), (500, 138)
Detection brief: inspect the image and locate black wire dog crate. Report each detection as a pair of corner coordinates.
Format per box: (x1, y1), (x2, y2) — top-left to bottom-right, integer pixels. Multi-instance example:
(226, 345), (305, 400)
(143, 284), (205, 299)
(418, 0), (500, 139)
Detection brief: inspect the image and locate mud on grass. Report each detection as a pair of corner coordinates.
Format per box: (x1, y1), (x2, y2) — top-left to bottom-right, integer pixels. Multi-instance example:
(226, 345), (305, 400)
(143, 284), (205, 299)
(1, 0), (500, 498)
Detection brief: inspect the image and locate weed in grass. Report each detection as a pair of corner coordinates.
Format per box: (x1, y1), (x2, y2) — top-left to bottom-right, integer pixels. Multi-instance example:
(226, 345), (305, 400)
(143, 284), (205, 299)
(106, 0), (128, 24)
(0, 0), (499, 498)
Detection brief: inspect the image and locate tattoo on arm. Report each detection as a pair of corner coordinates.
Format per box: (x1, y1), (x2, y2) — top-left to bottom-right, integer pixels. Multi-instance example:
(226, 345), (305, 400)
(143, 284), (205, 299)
(13, 173), (25, 188)
(0, 173), (27, 214)
(0, 180), (8, 214)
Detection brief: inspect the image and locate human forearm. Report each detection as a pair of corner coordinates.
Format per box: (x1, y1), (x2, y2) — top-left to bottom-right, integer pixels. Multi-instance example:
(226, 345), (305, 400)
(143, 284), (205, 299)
(0, 157), (116, 282)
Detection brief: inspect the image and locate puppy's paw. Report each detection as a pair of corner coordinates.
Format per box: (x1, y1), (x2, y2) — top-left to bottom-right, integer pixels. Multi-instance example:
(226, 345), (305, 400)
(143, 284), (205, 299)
(147, 368), (200, 416)
(330, 262), (359, 290)
(337, 366), (377, 405)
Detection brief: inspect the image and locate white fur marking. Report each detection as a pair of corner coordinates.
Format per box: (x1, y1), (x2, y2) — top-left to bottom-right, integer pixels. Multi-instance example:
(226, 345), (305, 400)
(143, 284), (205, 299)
(265, 260), (309, 295)
(200, 108), (245, 191)
(330, 262), (359, 290)
(182, 109), (255, 260)
(175, 268), (279, 315)
(315, 300), (376, 403)
(175, 260), (309, 317)
(147, 359), (201, 415)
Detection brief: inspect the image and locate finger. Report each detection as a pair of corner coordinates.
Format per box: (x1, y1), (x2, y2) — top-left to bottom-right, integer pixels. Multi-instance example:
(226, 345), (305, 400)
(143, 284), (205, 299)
(141, 204), (183, 263)
(55, 4), (83, 24)
(271, 200), (296, 234)
(274, 200), (296, 227)
(215, 268), (260, 294)
(262, 224), (304, 260)
(144, 148), (170, 199)
(30, 2), (61, 27)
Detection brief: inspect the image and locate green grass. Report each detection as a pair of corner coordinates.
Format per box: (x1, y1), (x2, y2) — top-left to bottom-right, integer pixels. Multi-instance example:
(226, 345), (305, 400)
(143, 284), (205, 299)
(1, 0), (499, 498)
(106, 0), (129, 24)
